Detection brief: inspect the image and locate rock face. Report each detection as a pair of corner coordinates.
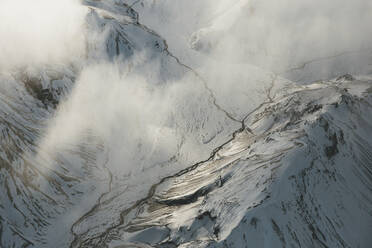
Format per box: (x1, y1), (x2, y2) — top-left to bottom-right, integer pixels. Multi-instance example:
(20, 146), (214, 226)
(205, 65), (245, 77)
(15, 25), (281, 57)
(1, 0), (372, 248)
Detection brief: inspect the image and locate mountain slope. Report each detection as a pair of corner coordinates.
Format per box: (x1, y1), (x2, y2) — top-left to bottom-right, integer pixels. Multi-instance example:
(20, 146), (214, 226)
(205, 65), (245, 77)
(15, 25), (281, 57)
(0, 1), (242, 247)
(70, 76), (372, 248)
(0, 0), (372, 247)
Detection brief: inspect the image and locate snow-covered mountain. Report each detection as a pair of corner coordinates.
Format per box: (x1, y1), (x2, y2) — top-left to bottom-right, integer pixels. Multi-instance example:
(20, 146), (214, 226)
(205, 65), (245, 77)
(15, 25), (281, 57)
(76, 75), (371, 248)
(0, 0), (371, 247)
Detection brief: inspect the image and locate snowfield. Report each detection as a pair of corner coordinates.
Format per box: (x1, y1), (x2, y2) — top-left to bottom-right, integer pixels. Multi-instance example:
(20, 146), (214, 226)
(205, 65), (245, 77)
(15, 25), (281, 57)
(0, 0), (372, 247)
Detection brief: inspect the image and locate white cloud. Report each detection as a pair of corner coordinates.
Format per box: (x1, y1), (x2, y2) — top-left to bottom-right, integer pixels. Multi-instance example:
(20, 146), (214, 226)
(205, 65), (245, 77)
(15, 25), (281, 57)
(0, 0), (87, 70)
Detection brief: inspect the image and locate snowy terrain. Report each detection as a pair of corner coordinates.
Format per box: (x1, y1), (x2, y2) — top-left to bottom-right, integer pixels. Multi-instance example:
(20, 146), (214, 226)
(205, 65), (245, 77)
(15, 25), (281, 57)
(0, 0), (372, 247)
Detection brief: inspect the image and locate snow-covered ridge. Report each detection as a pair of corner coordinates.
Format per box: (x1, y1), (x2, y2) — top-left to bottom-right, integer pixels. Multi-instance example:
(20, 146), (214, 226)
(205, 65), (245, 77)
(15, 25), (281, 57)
(0, 0), (372, 247)
(0, 1), (240, 246)
(69, 75), (372, 247)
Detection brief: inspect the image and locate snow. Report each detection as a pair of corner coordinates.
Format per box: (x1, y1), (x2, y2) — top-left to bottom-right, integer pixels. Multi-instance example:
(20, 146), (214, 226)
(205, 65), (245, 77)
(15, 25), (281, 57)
(0, 0), (372, 247)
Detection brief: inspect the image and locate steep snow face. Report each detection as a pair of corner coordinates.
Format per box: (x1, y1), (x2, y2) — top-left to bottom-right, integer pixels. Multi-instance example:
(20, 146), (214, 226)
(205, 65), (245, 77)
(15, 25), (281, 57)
(0, 1), (244, 247)
(70, 76), (372, 248)
(0, 66), (107, 248)
(1, 0), (372, 248)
